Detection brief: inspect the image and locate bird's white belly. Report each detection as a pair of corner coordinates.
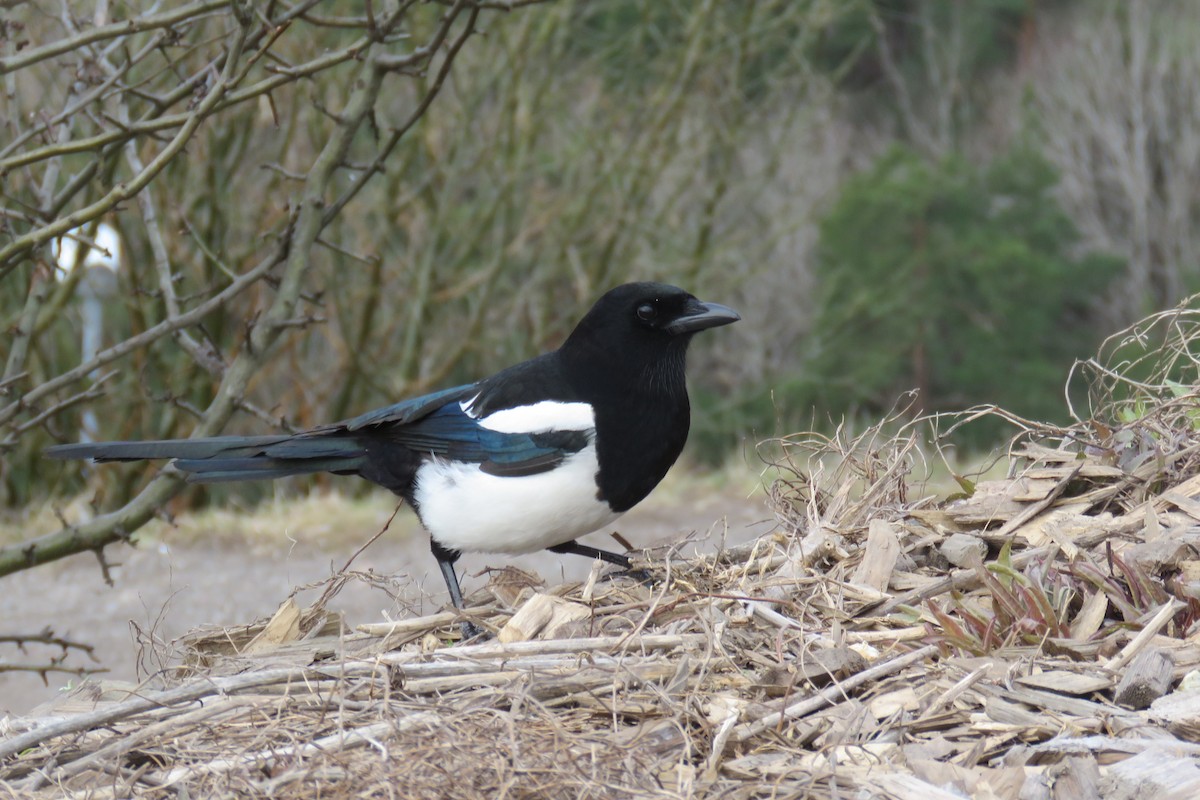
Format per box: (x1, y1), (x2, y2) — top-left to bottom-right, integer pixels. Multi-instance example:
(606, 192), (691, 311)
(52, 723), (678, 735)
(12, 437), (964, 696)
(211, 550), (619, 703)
(413, 444), (622, 554)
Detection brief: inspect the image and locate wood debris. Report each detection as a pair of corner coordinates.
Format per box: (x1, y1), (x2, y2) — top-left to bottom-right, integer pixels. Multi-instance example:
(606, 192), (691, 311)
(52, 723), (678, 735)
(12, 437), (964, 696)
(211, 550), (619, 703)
(9, 312), (1200, 797)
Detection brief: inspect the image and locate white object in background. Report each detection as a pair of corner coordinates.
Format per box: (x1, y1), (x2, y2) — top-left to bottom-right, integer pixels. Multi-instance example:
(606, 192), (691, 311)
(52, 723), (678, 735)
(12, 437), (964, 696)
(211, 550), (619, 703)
(53, 224), (122, 443)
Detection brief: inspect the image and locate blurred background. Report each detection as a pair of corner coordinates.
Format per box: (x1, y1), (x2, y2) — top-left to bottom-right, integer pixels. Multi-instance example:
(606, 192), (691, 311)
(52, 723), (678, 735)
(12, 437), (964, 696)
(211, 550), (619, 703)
(6, 1), (1199, 512)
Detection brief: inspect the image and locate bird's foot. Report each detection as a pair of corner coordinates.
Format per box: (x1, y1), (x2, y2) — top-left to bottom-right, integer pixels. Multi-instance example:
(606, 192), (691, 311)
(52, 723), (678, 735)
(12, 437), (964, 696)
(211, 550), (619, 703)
(611, 566), (655, 587)
(458, 619), (487, 642)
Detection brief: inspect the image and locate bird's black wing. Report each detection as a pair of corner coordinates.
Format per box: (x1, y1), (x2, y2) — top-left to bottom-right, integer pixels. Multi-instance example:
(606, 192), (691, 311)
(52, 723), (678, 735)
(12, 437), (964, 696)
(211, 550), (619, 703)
(44, 384), (480, 482)
(333, 383), (478, 432)
(371, 403), (590, 477)
(47, 368), (589, 482)
(349, 356), (592, 478)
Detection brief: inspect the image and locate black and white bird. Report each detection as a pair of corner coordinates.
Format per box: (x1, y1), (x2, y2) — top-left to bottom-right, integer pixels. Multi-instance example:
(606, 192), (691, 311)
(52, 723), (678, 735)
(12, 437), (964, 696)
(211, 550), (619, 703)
(47, 282), (739, 622)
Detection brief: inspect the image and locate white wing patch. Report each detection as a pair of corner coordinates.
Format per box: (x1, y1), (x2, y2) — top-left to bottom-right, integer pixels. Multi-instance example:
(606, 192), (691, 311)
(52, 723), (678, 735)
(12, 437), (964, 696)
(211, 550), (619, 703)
(414, 441), (620, 555)
(459, 394), (482, 418)
(466, 400), (595, 434)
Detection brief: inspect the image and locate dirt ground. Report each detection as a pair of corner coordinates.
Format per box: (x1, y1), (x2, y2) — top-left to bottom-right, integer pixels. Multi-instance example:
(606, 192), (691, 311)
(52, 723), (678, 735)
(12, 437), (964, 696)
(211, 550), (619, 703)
(0, 476), (773, 716)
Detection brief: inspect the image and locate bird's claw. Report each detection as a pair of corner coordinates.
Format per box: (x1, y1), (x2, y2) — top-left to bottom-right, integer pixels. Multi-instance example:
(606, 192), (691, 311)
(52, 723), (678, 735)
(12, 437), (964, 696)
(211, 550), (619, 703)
(458, 619), (486, 641)
(612, 566), (655, 587)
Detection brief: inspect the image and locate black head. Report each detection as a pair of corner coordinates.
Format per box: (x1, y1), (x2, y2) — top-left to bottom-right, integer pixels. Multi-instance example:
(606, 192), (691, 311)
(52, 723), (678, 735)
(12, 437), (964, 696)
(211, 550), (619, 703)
(560, 282), (739, 391)
(555, 282), (738, 511)
(565, 282), (739, 346)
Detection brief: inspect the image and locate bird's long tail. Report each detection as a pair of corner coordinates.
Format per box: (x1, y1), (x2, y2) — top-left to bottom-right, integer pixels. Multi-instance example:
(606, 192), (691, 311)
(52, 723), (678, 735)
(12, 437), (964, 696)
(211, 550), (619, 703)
(45, 434), (367, 483)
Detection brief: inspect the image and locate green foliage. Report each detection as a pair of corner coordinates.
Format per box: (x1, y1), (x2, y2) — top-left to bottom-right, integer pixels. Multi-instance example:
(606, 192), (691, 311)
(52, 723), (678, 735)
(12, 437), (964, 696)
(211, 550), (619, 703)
(808, 0), (1084, 150)
(564, 0), (816, 99)
(804, 143), (1123, 438)
(811, 0), (1046, 89)
(928, 572), (1075, 657)
(825, 0), (1032, 70)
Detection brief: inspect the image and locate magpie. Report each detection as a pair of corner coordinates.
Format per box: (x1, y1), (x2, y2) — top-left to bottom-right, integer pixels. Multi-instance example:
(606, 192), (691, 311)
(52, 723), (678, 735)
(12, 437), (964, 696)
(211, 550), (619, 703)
(46, 282), (739, 626)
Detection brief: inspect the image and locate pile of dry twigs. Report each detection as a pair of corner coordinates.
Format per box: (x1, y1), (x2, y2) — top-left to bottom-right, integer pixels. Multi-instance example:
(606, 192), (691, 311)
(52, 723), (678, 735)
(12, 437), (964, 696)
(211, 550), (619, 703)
(7, 303), (1200, 797)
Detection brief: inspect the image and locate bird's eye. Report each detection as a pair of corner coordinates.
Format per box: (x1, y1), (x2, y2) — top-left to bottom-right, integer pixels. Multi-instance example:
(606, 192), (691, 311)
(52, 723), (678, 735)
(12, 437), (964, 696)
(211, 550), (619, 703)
(636, 303), (657, 322)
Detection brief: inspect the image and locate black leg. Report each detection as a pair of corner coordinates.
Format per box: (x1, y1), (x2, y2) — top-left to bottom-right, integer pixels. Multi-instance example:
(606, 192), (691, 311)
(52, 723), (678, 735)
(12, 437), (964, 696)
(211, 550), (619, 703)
(431, 540), (466, 607)
(547, 540), (631, 569)
(548, 540), (654, 586)
(431, 540), (481, 639)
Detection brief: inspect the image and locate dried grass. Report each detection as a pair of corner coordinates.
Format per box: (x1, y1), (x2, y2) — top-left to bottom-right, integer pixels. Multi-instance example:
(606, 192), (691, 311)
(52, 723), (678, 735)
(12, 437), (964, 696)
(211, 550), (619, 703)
(10, 299), (1200, 797)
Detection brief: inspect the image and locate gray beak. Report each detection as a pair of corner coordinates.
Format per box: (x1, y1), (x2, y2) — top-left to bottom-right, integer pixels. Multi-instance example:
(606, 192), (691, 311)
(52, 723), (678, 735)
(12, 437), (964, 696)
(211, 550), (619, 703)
(666, 300), (741, 335)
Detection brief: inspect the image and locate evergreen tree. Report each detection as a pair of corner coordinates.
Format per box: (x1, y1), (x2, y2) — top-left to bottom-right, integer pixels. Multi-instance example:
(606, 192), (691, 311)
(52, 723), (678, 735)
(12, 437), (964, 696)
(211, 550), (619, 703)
(809, 144), (1122, 430)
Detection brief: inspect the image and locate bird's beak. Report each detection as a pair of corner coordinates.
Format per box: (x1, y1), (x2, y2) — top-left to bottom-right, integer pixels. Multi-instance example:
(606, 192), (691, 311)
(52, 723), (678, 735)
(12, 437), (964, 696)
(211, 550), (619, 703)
(666, 300), (741, 335)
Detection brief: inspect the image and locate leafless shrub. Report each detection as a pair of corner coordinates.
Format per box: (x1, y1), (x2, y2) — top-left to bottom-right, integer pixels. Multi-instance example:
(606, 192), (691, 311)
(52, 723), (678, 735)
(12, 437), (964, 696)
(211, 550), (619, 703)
(1, 1), (837, 580)
(0, 0), (551, 574)
(764, 394), (932, 545)
(1031, 0), (1200, 323)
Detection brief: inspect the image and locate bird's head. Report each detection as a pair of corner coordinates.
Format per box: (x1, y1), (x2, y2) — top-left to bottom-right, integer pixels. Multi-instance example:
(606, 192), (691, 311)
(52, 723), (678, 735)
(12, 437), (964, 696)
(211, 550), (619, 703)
(561, 282), (739, 392)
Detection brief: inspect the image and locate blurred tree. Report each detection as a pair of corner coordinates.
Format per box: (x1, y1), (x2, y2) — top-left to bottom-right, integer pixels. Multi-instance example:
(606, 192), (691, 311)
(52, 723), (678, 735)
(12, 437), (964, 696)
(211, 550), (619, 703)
(1031, 0), (1200, 323)
(805, 144), (1122, 432)
(0, 0), (551, 574)
(810, 0), (1040, 152)
(0, 0), (835, 576)
(800, 0), (1087, 162)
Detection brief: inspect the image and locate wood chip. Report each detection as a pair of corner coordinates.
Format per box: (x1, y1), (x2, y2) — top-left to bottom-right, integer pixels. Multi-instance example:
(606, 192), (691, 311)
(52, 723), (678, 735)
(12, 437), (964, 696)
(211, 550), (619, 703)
(1149, 690), (1200, 740)
(1105, 601), (1184, 672)
(1178, 560), (1200, 583)
(793, 646), (868, 687)
(1163, 491), (1200, 523)
(867, 772), (972, 800)
(795, 742), (900, 773)
(978, 682), (1133, 722)
(1016, 671), (1113, 696)
(1010, 476), (1059, 502)
(1014, 443), (1080, 463)
(939, 532), (987, 567)
(1007, 506), (1099, 557)
(244, 598), (304, 653)
(851, 519), (901, 591)
(1104, 747), (1200, 798)
(1115, 648), (1175, 709)
(356, 605), (500, 637)
(869, 687), (920, 718)
(1070, 591), (1109, 640)
(1025, 464), (1125, 480)
(1044, 755), (1102, 798)
(499, 593), (591, 643)
(945, 481), (1029, 525)
(907, 508), (966, 533)
(1127, 538), (1192, 573)
(984, 696), (1048, 727)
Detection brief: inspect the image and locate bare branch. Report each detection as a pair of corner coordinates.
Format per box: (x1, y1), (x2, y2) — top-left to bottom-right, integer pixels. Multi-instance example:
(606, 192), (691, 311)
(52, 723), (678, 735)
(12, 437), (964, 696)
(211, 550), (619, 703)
(0, 0), (232, 74)
(0, 18), (254, 274)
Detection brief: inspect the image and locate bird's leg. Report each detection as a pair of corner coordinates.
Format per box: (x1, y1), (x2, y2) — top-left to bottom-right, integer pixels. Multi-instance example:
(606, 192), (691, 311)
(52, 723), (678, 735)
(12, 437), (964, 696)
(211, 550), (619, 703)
(431, 540), (482, 640)
(547, 540), (653, 584)
(432, 540), (467, 608)
(547, 540), (631, 568)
